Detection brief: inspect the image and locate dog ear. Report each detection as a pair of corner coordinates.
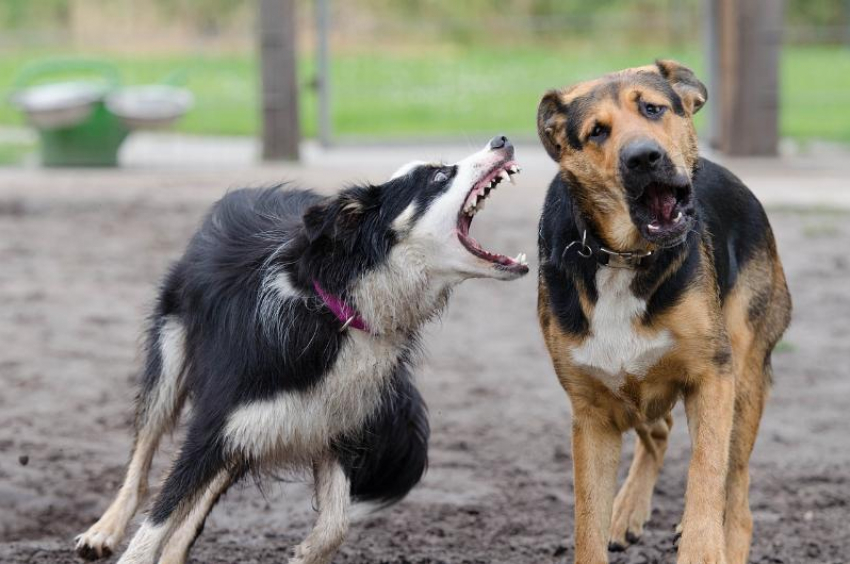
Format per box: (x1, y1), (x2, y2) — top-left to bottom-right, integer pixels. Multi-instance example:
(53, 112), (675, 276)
(537, 90), (568, 161)
(302, 191), (372, 244)
(656, 59), (707, 115)
(302, 201), (335, 243)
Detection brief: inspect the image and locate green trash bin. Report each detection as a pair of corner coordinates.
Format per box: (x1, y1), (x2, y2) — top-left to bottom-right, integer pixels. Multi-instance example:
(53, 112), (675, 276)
(11, 60), (128, 167)
(36, 99), (130, 167)
(11, 59), (194, 167)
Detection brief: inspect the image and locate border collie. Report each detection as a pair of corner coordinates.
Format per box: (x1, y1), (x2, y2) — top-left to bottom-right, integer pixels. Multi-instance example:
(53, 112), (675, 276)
(75, 137), (528, 564)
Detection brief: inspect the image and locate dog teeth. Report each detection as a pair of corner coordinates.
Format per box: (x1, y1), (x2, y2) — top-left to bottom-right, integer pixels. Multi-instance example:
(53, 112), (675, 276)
(507, 164), (521, 174)
(647, 223), (660, 231)
(673, 211), (683, 223)
(514, 252), (528, 265)
(498, 170), (511, 183)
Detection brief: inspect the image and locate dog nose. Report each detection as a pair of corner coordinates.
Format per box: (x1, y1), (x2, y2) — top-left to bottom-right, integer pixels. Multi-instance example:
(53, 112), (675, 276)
(488, 135), (511, 151)
(621, 140), (664, 172)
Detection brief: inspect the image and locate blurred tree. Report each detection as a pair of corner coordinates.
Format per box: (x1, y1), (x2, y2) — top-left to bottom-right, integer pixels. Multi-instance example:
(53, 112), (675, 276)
(0, 0), (69, 29)
(152, 0), (247, 35)
(786, 0), (844, 27)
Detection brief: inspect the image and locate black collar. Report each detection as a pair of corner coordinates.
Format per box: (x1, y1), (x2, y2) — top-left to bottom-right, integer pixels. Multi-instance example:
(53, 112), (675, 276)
(564, 204), (655, 269)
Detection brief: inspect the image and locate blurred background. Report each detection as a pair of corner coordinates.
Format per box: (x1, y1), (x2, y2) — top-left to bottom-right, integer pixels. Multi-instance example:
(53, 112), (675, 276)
(0, 0), (847, 165)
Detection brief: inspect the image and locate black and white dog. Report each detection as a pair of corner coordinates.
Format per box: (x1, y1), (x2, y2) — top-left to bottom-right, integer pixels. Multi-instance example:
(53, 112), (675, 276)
(75, 137), (528, 564)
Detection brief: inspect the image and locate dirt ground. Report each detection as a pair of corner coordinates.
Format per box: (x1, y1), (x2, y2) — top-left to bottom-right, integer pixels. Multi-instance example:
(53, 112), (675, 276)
(0, 159), (848, 564)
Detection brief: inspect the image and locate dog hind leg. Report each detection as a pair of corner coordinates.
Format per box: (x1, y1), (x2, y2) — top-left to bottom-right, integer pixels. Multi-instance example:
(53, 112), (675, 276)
(76, 317), (189, 561)
(723, 353), (767, 564)
(609, 413), (673, 550)
(290, 454), (351, 564)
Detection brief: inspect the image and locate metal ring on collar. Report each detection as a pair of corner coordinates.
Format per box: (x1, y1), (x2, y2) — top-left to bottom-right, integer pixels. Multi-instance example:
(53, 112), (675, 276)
(562, 230), (593, 260)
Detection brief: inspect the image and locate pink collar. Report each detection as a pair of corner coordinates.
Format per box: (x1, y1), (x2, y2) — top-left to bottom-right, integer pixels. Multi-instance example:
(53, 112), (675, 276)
(313, 280), (370, 333)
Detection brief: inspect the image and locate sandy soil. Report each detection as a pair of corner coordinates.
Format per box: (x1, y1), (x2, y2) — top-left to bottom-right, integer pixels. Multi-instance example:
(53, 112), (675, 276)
(0, 166), (848, 563)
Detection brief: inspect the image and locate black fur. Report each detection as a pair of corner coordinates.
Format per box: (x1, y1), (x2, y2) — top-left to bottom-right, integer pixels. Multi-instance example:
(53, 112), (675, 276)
(333, 359), (430, 506)
(140, 169), (459, 524)
(538, 157), (772, 334)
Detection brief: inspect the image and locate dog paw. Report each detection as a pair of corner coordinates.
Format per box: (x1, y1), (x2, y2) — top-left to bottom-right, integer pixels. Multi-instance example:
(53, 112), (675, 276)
(288, 544), (332, 564)
(676, 531), (727, 564)
(608, 493), (651, 549)
(288, 555), (331, 564)
(75, 526), (119, 561)
(676, 552), (727, 564)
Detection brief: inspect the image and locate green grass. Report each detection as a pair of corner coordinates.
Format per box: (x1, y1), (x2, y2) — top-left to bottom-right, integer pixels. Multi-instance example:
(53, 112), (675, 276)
(0, 44), (847, 142)
(781, 46), (850, 143)
(330, 44), (707, 139)
(0, 141), (34, 165)
(0, 51), (264, 137)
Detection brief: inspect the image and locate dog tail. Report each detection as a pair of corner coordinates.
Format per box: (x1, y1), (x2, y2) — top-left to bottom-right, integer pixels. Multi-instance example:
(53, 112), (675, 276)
(134, 267), (189, 438)
(333, 363), (429, 508)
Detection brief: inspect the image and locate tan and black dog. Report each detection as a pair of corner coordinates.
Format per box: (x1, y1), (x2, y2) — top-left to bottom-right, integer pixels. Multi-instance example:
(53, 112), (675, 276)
(536, 60), (791, 564)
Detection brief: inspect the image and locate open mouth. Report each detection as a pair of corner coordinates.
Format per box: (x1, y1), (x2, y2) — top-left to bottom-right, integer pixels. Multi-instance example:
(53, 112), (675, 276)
(635, 180), (693, 240)
(456, 161), (529, 274)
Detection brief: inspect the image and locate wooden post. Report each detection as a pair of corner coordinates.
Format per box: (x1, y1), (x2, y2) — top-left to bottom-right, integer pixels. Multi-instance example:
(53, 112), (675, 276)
(708, 0), (783, 156)
(259, 0), (300, 161)
(316, 0), (332, 147)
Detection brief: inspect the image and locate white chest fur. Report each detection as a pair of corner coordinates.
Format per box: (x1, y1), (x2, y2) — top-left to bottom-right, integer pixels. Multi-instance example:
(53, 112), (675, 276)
(570, 267), (674, 392)
(223, 332), (403, 460)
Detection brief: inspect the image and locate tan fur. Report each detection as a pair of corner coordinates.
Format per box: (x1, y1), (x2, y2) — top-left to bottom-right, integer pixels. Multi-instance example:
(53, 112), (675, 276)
(539, 64), (701, 253)
(537, 62), (791, 564)
(610, 415), (672, 547)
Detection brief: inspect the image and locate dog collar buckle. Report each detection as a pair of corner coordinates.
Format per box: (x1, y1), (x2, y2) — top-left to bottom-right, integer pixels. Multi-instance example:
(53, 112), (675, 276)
(338, 315), (356, 333)
(598, 246), (653, 269)
(312, 280), (370, 333)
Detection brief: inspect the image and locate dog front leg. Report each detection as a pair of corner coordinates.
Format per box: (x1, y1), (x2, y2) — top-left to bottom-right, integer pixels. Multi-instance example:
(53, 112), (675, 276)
(571, 413), (622, 564)
(677, 371), (735, 564)
(290, 454), (350, 564)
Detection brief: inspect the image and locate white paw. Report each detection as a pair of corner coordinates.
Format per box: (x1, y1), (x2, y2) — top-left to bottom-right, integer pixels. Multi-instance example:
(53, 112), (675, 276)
(75, 525), (121, 561)
(288, 543), (332, 564)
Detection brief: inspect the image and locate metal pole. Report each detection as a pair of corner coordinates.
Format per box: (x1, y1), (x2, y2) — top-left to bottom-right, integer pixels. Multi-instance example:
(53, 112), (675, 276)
(316, 0), (332, 147)
(259, 0), (300, 161)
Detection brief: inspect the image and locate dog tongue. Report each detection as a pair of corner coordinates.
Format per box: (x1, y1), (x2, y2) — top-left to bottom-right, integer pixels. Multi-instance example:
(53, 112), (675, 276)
(648, 186), (677, 222)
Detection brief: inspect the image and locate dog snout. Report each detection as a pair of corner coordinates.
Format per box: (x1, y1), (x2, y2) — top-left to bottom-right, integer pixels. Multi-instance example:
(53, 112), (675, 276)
(488, 135), (512, 152)
(621, 139), (665, 173)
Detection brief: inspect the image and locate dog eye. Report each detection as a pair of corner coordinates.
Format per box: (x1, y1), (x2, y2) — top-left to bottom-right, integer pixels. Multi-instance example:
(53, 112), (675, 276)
(432, 170), (450, 183)
(641, 101), (667, 119)
(588, 123), (609, 143)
